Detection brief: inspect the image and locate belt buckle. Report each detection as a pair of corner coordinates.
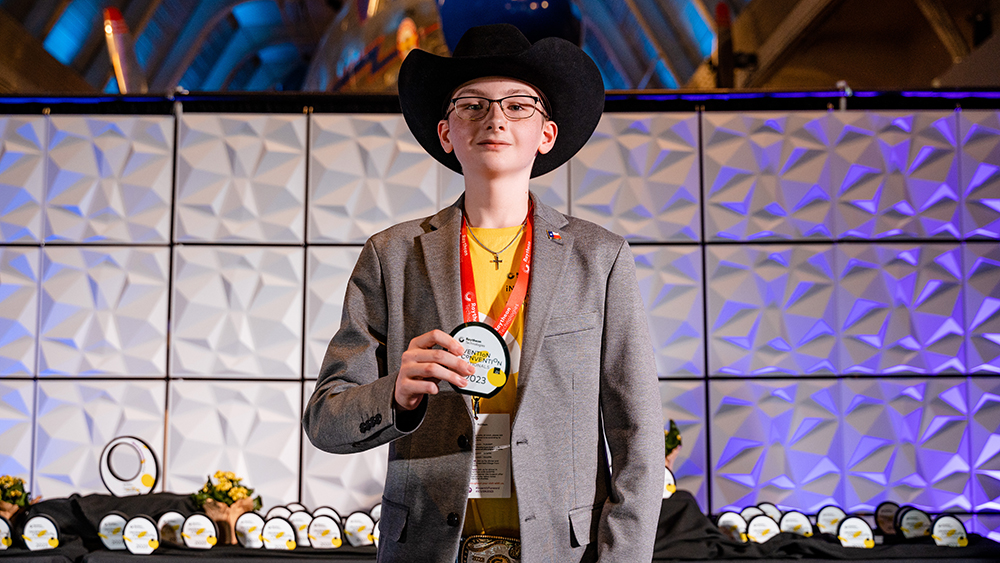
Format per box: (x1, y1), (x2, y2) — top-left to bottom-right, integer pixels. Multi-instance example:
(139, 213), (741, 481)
(460, 534), (521, 563)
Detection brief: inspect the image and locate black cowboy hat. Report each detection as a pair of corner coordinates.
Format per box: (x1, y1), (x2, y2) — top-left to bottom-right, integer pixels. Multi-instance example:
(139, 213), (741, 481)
(397, 23), (605, 178)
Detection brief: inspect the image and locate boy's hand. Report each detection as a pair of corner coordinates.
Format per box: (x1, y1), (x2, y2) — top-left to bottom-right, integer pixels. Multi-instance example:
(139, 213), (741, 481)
(394, 329), (474, 411)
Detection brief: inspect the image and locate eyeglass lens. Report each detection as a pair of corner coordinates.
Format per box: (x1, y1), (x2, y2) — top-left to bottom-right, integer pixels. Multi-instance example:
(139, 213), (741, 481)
(452, 96), (542, 120)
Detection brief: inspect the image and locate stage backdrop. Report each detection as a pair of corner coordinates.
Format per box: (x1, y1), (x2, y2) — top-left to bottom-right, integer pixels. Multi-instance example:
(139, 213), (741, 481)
(0, 103), (998, 538)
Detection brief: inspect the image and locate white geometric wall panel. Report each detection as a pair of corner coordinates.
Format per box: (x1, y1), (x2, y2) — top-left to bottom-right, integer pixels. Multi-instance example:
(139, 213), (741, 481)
(309, 115), (438, 243)
(969, 377), (1000, 511)
(709, 379), (843, 513)
(659, 379), (707, 510)
(570, 113), (700, 241)
(841, 378), (971, 512)
(306, 246), (362, 378)
(0, 380), (34, 480)
(835, 243), (964, 374)
(634, 245), (703, 376)
(971, 512), (1000, 542)
(831, 111), (960, 239)
(959, 110), (1000, 238)
(707, 244), (837, 375)
(302, 384), (388, 514)
(0, 116), (45, 242)
(440, 163), (569, 216)
(38, 246), (169, 376)
(34, 380), (166, 499)
(966, 243), (1000, 374)
(175, 114), (306, 243)
(171, 246), (303, 378)
(45, 116), (173, 243)
(166, 380), (300, 510)
(0, 247), (39, 375)
(703, 112), (836, 240)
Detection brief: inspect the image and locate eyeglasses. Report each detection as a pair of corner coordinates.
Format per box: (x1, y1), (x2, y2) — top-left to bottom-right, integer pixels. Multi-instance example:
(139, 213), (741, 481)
(447, 95), (548, 121)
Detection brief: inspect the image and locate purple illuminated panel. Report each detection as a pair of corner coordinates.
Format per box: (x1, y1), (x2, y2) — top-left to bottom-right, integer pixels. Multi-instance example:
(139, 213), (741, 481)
(710, 379), (844, 513)
(959, 110), (1000, 239)
(634, 245), (704, 376)
(841, 378), (971, 512)
(969, 378), (1000, 512)
(832, 112), (960, 239)
(965, 243), (1000, 374)
(660, 380), (707, 511)
(836, 244), (964, 374)
(702, 112), (836, 240)
(707, 245), (837, 375)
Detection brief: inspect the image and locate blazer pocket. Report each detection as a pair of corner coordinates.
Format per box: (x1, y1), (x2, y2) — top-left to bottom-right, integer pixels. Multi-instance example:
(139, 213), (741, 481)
(545, 311), (599, 337)
(568, 502), (603, 548)
(379, 496), (409, 543)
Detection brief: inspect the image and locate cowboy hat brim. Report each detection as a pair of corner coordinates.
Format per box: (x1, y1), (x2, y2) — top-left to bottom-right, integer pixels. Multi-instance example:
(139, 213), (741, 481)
(398, 26), (604, 178)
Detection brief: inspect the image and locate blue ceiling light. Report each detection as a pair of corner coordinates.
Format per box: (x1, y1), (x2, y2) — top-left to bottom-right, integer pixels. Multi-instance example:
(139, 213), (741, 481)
(43, 0), (102, 65)
(232, 0), (284, 28)
(680, 0), (714, 59)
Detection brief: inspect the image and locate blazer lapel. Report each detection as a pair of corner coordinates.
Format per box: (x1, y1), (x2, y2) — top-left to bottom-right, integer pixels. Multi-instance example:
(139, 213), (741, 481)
(515, 195), (571, 418)
(419, 197), (465, 335)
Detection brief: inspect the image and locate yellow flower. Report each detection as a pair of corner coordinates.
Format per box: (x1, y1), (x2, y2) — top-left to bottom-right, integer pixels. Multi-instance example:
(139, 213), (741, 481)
(229, 487), (247, 500)
(213, 471), (226, 480)
(225, 472), (236, 481)
(10, 490), (21, 498)
(217, 479), (232, 492)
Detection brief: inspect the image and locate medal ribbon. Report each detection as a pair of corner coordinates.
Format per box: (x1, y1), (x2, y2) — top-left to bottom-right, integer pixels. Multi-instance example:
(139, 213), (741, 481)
(460, 204), (533, 336)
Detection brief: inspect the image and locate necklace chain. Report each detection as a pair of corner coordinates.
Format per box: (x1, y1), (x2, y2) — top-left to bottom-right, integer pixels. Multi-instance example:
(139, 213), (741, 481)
(464, 215), (525, 269)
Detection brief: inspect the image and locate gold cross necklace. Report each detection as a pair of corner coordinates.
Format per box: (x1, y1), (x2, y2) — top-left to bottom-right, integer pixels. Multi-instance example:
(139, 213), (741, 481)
(464, 216), (525, 270)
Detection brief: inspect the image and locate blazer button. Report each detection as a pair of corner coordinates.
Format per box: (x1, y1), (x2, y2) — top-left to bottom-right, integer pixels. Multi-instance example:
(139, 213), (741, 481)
(457, 435), (470, 450)
(447, 512), (460, 527)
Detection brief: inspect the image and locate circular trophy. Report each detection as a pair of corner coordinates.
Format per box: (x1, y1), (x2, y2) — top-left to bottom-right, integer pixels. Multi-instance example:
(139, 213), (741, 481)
(156, 511), (184, 545)
(716, 512), (747, 543)
(262, 517), (296, 550)
(663, 467), (676, 499)
(373, 519), (380, 549)
(288, 511), (312, 546)
(450, 322), (510, 398)
(837, 516), (875, 548)
(816, 505), (846, 535)
(265, 506), (292, 521)
(757, 502), (782, 522)
(894, 505), (915, 534)
(235, 512), (265, 549)
(98, 512), (128, 550)
(285, 503), (306, 513)
(899, 508), (932, 539)
(99, 436), (158, 497)
(746, 515), (779, 544)
(369, 503), (381, 522)
(779, 511), (813, 537)
(308, 515), (343, 549)
(181, 514), (217, 549)
(312, 506), (341, 525)
(343, 511), (376, 547)
(875, 501), (899, 535)
(739, 506), (763, 522)
(123, 515), (159, 555)
(931, 514), (968, 547)
(0, 516), (11, 550)
(22, 515), (59, 551)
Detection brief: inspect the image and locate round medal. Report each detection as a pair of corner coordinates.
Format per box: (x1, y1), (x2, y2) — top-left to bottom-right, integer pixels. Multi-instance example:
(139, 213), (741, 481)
(740, 506), (763, 522)
(758, 502), (782, 522)
(312, 506), (341, 524)
(931, 515), (968, 547)
(716, 512), (747, 543)
(285, 503), (306, 513)
(235, 512), (265, 548)
(779, 511), (813, 537)
(123, 515), (159, 555)
(451, 322), (510, 398)
(264, 506), (291, 521)
(875, 501), (899, 535)
(0, 516), (12, 550)
(747, 515), (779, 543)
(181, 514), (217, 549)
(262, 517), (297, 550)
(838, 516), (875, 548)
(816, 505), (846, 535)
(98, 512), (128, 550)
(899, 508), (932, 539)
(99, 436), (158, 496)
(343, 511), (376, 547)
(288, 511), (312, 546)
(369, 503), (381, 522)
(156, 511), (184, 545)
(663, 467), (676, 499)
(307, 515), (343, 549)
(22, 515), (59, 551)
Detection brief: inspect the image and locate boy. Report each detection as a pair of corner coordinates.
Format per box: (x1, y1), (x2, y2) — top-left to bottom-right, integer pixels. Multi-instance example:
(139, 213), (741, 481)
(303, 23), (662, 563)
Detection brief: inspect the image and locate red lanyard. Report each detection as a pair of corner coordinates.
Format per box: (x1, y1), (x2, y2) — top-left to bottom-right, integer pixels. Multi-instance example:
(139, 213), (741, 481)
(459, 206), (533, 336)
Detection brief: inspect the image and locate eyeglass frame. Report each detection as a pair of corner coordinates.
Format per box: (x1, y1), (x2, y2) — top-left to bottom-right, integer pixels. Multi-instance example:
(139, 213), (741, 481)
(445, 95), (550, 121)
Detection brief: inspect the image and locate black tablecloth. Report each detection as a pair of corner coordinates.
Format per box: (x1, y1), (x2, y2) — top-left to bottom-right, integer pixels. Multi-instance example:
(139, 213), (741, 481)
(80, 544), (377, 562)
(653, 491), (1000, 562)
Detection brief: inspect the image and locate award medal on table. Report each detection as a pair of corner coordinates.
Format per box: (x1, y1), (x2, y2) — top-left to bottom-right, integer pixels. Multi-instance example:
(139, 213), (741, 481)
(156, 511), (184, 545)
(265, 506), (292, 521)
(307, 515), (343, 549)
(837, 516), (875, 548)
(758, 502), (782, 523)
(716, 512), (747, 543)
(898, 508), (932, 539)
(454, 208), (532, 417)
(740, 506), (763, 522)
(98, 512), (127, 550)
(0, 516), (12, 550)
(343, 511), (375, 547)
(235, 512), (265, 548)
(312, 506), (341, 525)
(816, 505), (846, 535)
(662, 467), (676, 498)
(779, 511), (813, 537)
(875, 501), (899, 535)
(181, 514), (217, 549)
(262, 517), (296, 550)
(746, 515), (779, 543)
(21, 515), (59, 551)
(931, 515), (968, 547)
(123, 515), (159, 555)
(99, 436), (158, 497)
(288, 511), (312, 546)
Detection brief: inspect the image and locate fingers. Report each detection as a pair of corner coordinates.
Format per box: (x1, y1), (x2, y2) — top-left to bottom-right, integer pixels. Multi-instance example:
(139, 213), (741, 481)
(394, 329), (476, 411)
(407, 329), (464, 356)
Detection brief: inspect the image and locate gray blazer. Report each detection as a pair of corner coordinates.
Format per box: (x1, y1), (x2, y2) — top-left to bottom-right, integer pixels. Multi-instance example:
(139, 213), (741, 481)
(303, 194), (663, 562)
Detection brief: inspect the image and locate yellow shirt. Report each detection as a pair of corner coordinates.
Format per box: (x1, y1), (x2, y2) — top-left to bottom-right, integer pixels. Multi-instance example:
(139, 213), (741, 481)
(462, 224), (525, 538)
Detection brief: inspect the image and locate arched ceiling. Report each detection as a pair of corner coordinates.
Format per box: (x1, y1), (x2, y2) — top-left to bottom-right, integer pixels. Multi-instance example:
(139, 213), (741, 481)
(0, 0), (995, 94)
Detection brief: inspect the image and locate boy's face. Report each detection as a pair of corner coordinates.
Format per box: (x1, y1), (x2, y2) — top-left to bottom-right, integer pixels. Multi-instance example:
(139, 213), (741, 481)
(436, 77), (558, 180)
